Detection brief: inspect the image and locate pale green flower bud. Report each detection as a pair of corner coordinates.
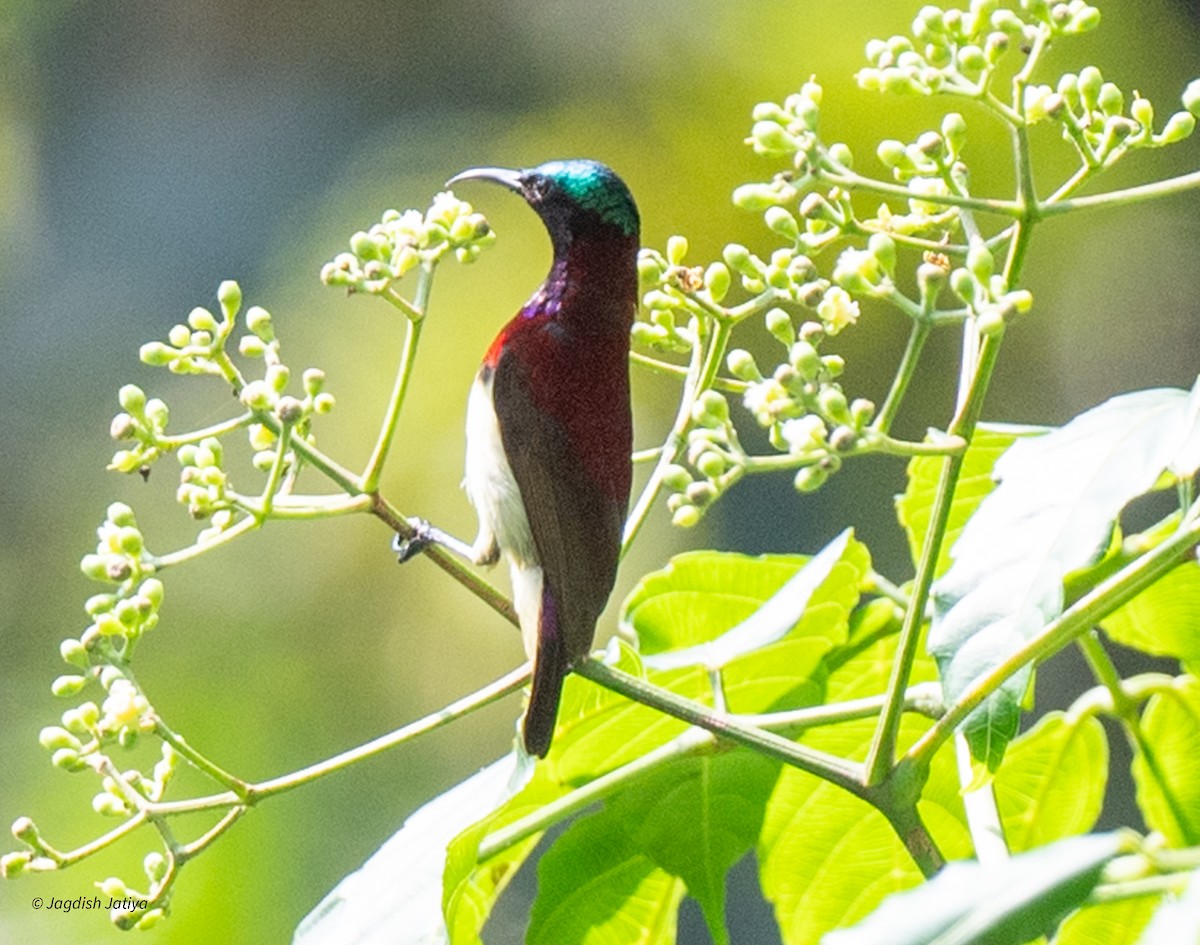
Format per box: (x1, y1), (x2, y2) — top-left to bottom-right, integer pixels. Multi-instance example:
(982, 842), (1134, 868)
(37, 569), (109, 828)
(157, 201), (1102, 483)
(722, 243), (760, 277)
(1, 852), (31, 878)
(245, 305), (274, 341)
(1098, 82), (1123, 118)
(1159, 111), (1196, 143)
(793, 465), (828, 493)
(704, 263), (731, 303)
(950, 268), (977, 304)
(942, 113), (967, 156)
(666, 235), (689, 266)
(313, 392), (336, 414)
(51, 747), (85, 771)
(39, 726), (81, 751)
(692, 390), (730, 428)
(118, 385), (146, 416)
(51, 675), (87, 698)
(1183, 79), (1200, 117)
(867, 233), (897, 276)
(685, 481), (718, 507)
(188, 306), (219, 333)
(1130, 96), (1154, 131)
(217, 280), (242, 317)
(661, 464), (692, 492)
(727, 349), (762, 381)
(241, 380), (272, 411)
(672, 504), (700, 528)
(766, 308), (795, 346)
(139, 342), (176, 366)
(765, 207), (800, 241)
(168, 324), (191, 348)
(1078, 66), (1103, 110)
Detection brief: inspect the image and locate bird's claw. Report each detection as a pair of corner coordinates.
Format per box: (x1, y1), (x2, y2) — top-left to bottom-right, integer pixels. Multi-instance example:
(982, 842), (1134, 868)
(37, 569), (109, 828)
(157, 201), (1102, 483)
(393, 518), (433, 564)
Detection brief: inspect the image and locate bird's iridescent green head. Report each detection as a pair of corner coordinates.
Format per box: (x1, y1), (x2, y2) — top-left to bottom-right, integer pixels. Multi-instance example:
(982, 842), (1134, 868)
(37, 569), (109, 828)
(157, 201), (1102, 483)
(448, 159), (639, 241)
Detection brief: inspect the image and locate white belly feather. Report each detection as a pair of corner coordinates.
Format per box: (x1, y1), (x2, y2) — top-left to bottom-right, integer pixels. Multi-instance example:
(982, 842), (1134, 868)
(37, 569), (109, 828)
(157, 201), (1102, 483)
(464, 370), (543, 661)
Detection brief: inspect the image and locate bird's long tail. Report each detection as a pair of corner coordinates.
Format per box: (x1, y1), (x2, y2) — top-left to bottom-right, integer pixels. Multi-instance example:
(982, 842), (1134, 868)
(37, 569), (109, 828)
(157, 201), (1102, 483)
(522, 585), (568, 757)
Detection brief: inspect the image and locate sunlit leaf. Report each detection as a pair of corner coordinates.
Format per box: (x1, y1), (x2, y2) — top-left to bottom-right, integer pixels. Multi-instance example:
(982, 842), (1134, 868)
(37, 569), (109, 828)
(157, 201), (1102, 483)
(995, 712), (1108, 852)
(1101, 562), (1200, 669)
(610, 750), (779, 944)
(527, 811), (686, 945)
(1131, 676), (1200, 846)
(822, 833), (1126, 945)
(759, 632), (969, 945)
(931, 388), (1199, 770)
(1052, 895), (1159, 945)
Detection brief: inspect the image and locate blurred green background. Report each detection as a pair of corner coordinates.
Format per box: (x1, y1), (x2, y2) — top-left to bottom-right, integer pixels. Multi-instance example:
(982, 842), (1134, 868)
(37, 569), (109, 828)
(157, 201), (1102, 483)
(3, 1), (1199, 941)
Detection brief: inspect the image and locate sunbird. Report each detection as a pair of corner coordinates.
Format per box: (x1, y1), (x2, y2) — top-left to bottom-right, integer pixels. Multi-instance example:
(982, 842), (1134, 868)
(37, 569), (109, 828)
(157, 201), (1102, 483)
(397, 159), (639, 757)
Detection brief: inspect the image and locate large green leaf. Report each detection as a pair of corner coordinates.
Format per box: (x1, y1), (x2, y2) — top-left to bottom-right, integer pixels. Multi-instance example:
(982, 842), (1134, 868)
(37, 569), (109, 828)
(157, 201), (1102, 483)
(621, 551), (811, 653)
(994, 712), (1108, 852)
(526, 811), (686, 945)
(1052, 896), (1159, 945)
(622, 533), (868, 660)
(822, 832), (1127, 945)
(1101, 562), (1200, 671)
(931, 387), (1200, 770)
(610, 750), (780, 944)
(1131, 675), (1200, 846)
(294, 753), (534, 945)
(896, 424), (1040, 577)
(759, 631), (970, 945)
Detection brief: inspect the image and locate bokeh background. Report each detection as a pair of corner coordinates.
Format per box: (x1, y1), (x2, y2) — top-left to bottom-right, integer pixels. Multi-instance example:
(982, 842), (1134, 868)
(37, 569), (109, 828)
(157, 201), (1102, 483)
(3, 1), (1199, 941)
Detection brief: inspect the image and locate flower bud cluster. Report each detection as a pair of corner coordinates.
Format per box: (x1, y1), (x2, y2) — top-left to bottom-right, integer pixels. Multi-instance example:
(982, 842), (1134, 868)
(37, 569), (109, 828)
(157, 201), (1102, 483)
(176, 437), (229, 520)
(108, 384), (170, 474)
(744, 80), (826, 170)
(137, 280), (242, 377)
(2, 817), (60, 878)
(661, 390), (744, 528)
(857, 2), (1099, 99)
(634, 244), (702, 354)
(321, 192), (495, 295)
(729, 307), (877, 495)
(1025, 65), (1197, 158)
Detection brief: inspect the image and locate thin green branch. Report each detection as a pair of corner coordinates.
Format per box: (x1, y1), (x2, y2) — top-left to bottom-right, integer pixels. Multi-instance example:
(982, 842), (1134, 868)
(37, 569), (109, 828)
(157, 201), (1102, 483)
(478, 729), (713, 861)
(156, 413), (253, 449)
(361, 264), (434, 492)
(1040, 169), (1200, 217)
(864, 332), (1002, 786)
(818, 169), (1023, 218)
(574, 659), (866, 794)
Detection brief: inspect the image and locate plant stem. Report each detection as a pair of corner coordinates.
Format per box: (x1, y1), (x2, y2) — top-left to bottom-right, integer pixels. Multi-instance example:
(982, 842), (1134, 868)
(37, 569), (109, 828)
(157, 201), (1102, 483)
(875, 318), (932, 434)
(361, 264), (433, 493)
(1041, 168), (1200, 217)
(478, 728), (712, 860)
(156, 413), (253, 448)
(574, 659), (865, 793)
(864, 332), (1002, 786)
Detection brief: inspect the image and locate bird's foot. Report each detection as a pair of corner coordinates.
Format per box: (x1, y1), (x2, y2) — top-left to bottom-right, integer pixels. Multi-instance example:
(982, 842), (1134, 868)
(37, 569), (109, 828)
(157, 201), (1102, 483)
(393, 518), (434, 564)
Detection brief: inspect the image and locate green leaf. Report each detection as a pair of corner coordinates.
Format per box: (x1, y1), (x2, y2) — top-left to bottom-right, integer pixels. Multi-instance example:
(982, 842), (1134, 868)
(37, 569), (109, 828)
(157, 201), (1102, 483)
(621, 533), (868, 659)
(1052, 895), (1159, 945)
(1136, 870), (1200, 945)
(610, 750), (780, 944)
(1101, 562), (1200, 669)
(760, 631), (970, 945)
(931, 388), (1199, 770)
(1131, 675), (1200, 846)
(897, 424), (1040, 577)
(294, 753), (533, 945)
(621, 551), (810, 653)
(527, 811), (687, 945)
(822, 832), (1127, 945)
(995, 712), (1108, 852)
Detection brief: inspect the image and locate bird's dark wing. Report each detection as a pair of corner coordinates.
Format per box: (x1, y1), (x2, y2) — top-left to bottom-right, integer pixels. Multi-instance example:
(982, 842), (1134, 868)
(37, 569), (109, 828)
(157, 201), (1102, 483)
(491, 344), (628, 754)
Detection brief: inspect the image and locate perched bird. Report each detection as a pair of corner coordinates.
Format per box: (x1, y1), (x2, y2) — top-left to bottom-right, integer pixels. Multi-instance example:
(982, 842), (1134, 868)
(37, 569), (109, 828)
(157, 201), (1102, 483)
(398, 159), (639, 757)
